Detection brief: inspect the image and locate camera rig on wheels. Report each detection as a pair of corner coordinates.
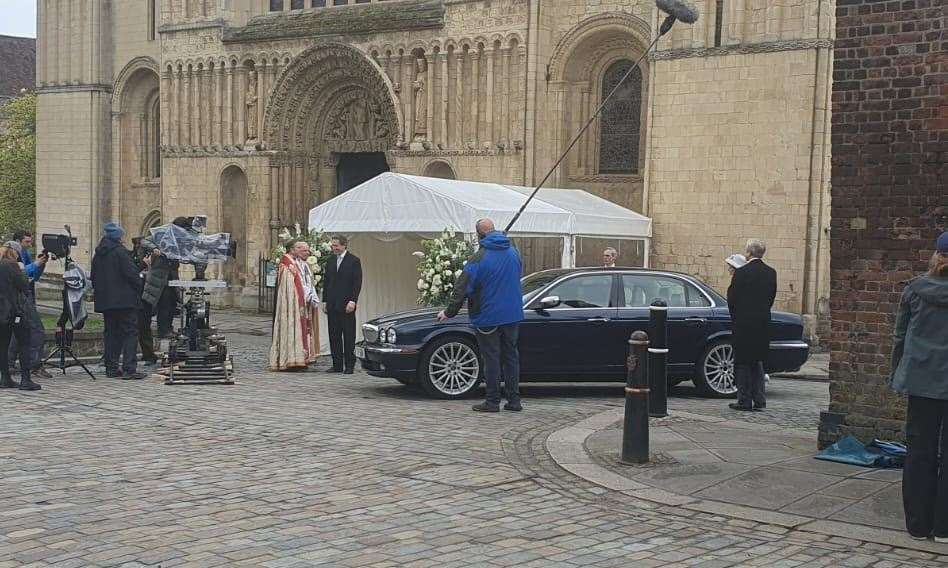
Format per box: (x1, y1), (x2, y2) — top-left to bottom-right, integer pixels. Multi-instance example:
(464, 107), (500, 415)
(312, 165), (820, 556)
(148, 216), (236, 385)
(164, 273), (234, 385)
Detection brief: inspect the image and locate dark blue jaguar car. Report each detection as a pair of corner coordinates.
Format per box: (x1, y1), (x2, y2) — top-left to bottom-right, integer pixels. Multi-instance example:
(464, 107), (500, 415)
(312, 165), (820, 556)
(356, 268), (809, 399)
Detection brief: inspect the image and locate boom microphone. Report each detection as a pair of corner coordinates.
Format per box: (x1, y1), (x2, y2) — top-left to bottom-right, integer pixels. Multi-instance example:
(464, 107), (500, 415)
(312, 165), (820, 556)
(656, 0), (699, 24)
(503, 0), (700, 234)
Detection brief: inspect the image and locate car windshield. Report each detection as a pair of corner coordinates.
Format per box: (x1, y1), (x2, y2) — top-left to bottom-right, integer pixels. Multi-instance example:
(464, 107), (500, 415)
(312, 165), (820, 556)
(521, 271), (568, 305)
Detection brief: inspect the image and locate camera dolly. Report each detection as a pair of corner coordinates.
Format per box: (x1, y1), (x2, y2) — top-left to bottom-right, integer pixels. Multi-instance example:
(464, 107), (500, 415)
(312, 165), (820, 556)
(161, 279), (234, 385)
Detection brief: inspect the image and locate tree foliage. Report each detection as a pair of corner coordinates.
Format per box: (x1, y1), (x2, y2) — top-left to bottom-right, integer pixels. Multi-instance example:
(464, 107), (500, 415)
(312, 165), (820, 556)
(0, 93), (36, 240)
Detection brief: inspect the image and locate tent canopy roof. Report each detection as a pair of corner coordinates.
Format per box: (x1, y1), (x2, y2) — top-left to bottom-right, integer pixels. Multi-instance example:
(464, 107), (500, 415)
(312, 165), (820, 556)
(308, 173), (652, 239)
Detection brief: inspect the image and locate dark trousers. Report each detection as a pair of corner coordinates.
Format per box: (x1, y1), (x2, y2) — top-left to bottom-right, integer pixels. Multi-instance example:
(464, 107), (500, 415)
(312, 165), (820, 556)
(735, 361), (766, 408)
(903, 395), (948, 538)
(154, 286), (177, 337)
(474, 323), (520, 406)
(0, 320), (31, 383)
(103, 309), (139, 374)
(327, 311), (356, 371)
(138, 303), (157, 363)
(7, 298), (44, 370)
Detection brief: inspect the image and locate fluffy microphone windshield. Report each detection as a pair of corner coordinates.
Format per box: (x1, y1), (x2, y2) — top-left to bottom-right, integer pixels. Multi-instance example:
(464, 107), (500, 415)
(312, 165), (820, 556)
(656, 0), (700, 24)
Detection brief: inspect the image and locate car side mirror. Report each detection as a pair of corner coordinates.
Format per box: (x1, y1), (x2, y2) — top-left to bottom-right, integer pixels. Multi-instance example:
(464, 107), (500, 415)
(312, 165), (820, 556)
(537, 295), (560, 310)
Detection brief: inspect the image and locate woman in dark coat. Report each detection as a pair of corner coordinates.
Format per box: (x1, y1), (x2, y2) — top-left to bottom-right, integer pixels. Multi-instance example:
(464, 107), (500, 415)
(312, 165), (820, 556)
(0, 245), (41, 391)
(891, 231), (948, 543)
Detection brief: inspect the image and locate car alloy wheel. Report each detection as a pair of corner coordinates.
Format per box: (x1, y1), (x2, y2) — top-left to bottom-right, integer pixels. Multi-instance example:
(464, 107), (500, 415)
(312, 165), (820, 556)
(425, 340), (480, 397)
(699, 342), (738, 397)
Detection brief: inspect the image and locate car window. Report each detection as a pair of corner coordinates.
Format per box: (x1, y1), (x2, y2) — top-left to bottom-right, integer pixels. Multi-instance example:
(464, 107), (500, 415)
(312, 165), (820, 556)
(521, 271), (566, 304)
(546, 275), (613, 308)
(621, 275), (710, 308)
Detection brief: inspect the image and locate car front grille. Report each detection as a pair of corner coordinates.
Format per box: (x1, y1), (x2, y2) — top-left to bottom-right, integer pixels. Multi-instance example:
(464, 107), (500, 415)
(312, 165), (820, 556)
(363, 324), (380, 344)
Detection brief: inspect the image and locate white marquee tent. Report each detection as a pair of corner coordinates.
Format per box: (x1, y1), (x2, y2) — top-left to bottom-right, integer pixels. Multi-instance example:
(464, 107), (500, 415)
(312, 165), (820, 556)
(307, 173), (652, 348)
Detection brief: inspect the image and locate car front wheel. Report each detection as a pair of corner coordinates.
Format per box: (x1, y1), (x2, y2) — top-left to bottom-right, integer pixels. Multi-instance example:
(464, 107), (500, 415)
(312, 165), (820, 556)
(694, 340), (738, 398)
(418, 336), (482, 399)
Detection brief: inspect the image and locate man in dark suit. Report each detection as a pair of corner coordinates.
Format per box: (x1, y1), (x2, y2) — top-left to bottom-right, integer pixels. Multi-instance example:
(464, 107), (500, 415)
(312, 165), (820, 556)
(726, 238), (777, 411)
(323, 235), (362, 374)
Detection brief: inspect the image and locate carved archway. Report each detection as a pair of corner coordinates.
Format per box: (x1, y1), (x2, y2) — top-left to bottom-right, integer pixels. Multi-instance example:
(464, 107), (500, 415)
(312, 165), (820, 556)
(263, 43), (402, 235)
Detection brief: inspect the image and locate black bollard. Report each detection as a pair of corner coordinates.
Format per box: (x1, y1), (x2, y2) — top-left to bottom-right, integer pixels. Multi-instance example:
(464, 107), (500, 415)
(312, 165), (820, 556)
(648, 299), (669, 418)
(621, 330), (650, 465)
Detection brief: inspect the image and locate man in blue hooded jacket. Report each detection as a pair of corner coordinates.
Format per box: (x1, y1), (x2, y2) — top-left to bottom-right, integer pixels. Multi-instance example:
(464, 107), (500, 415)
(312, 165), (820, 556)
(439, 219), (524, 412)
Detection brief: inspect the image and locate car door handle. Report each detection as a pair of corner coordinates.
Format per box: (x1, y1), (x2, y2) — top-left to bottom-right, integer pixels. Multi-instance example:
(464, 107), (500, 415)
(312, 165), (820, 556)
(586, 317), (610, 323)
(685, 317), (706, 324)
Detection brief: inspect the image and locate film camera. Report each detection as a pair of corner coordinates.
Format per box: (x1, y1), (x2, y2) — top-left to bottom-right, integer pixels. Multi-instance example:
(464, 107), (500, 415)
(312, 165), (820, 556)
(41, 225), (79, 259)
(148, 216), (238, 384)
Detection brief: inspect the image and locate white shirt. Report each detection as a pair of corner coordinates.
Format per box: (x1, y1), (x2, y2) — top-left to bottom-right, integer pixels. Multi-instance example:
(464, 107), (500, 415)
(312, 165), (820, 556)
(336, 250), (347, 270)
(295, 257), (319, 305)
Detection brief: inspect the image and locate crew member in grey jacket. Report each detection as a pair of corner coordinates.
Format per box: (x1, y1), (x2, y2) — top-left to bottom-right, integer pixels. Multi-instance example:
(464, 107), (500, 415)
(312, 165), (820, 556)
(890, 231), (948, 543)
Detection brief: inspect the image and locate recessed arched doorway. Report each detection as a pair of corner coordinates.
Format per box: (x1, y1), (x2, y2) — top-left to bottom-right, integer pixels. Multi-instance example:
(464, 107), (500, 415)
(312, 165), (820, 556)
(220, 165), (248, 284)
(423, 160), (456, 180)
(336, 152), (390, 194)
(264, 42), (402, 232)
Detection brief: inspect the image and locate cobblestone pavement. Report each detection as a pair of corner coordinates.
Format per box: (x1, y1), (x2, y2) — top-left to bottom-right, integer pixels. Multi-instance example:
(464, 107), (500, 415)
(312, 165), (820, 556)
(2, 334), (944, 567)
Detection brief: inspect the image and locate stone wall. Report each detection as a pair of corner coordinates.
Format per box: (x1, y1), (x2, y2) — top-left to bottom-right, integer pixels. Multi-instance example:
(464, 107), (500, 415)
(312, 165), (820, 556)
(818, 0), (948, 448)
(647, 47), (832, 321)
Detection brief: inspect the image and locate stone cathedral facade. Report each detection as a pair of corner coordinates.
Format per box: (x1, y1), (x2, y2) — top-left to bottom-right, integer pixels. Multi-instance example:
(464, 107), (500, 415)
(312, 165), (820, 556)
(36, 0), (834, 337)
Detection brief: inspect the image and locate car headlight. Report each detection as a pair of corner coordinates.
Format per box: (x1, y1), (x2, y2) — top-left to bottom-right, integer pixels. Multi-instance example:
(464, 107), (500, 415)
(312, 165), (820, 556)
(386, 328), (397, 344)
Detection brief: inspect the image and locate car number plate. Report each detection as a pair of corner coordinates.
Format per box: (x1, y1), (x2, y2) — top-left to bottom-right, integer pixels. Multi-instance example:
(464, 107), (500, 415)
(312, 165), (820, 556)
(355, 345), (365, 359)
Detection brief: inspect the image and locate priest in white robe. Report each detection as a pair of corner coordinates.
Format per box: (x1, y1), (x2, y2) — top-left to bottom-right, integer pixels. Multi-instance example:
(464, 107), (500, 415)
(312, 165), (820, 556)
(269, 241), (321, 371)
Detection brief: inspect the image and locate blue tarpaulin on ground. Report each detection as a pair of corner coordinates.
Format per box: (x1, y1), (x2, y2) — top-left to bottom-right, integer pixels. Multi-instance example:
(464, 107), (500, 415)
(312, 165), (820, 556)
(815, 435), (906, 468)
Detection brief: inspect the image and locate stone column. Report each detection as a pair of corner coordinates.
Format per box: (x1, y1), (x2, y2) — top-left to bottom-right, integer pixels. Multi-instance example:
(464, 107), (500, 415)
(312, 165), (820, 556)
(172, 65), (182, 147)
(224, 62), (234, 146)
(440, 51), (449, 146)
(236, 63), (246, 146)
(215, 62), (224, 146)
(425, 53), (434, 142)
(269, 159), (281, 236)
(485, 47), (494, 145)
(294, 161), (305, 225)
(471, 50), (480, 146)
(197, 65), (206, 147)
(403, 54), (414, 144)
(184, 66), (193, 147)
(160, 68), (171, 148)
(455, 51), (464, 147)
(501, 47), (511, 145)
(517, 47), (527, 144)
(282, 162), (293, 222)
(319, 154), (338, 205)
(550, 81), (568, 183)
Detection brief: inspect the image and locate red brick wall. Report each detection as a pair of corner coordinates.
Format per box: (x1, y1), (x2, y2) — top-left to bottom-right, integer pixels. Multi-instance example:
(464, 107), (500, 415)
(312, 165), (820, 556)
(819, 0), (948, 447)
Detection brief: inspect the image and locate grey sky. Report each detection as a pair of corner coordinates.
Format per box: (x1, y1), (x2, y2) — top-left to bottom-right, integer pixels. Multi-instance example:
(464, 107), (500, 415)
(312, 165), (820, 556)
(0, 0), (37, 38)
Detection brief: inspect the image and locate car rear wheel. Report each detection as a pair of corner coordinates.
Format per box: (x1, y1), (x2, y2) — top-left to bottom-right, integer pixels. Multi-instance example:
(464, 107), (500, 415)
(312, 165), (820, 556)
(418, 336), (481, 399)
(694, 340), (738, 398)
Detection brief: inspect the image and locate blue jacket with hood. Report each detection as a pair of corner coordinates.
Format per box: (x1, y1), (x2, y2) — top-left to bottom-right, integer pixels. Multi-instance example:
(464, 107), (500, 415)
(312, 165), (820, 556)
(444, 231), (523, 327)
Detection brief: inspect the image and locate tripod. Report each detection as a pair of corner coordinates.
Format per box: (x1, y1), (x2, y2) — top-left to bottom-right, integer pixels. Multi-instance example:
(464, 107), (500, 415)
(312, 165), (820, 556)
(43, 278), (96, 381)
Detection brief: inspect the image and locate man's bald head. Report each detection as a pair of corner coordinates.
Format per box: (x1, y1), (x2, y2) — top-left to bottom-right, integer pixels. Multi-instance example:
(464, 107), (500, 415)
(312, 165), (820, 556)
(475, 218), (495, 238)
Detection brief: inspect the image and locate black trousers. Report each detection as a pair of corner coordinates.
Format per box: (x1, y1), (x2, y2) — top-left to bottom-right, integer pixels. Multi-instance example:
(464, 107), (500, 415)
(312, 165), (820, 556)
(903, 395), (948, 538)
(474, 323), (521, 406)
(7, 297), (44, 370)
(327, 311), (356, 371)
(154, 286), (177, 337)
(138, 303), (157, 363)
(103, 309), (139, 374)
(0, 320), (31, 383)
(735, 361), (766, 408)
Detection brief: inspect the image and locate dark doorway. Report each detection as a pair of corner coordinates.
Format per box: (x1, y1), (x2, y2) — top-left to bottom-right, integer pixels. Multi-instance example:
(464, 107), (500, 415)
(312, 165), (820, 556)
(336, 152), (389, 194)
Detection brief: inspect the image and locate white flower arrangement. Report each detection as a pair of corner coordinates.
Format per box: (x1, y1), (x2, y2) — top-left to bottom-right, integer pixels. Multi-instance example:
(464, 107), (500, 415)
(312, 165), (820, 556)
(413, 229), (475, 307)
(271, 224), (334, 293)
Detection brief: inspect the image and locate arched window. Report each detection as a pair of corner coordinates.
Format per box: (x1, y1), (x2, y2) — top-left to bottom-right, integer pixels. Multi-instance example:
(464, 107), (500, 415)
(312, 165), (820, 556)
(598, 60), (642, 174)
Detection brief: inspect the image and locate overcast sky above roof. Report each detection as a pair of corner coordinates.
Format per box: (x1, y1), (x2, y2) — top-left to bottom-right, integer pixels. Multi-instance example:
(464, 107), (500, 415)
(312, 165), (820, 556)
(1, 1), (37, 38)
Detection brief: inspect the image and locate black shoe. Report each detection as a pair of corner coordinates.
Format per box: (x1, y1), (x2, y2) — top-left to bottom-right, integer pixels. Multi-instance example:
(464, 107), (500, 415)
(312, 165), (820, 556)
(504, 402), (523, 412)
(18, 378), (42, 391)
(729, 403), (754, 412)
(343, 368), (354, 375)
(753, 403), (766, 411)
(472, 402), (500, 413)
(121, 372), (146, 381)
(106, 369), (122, 378)
(0, 376), (18, 389)
(326, 367), (343, 373)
